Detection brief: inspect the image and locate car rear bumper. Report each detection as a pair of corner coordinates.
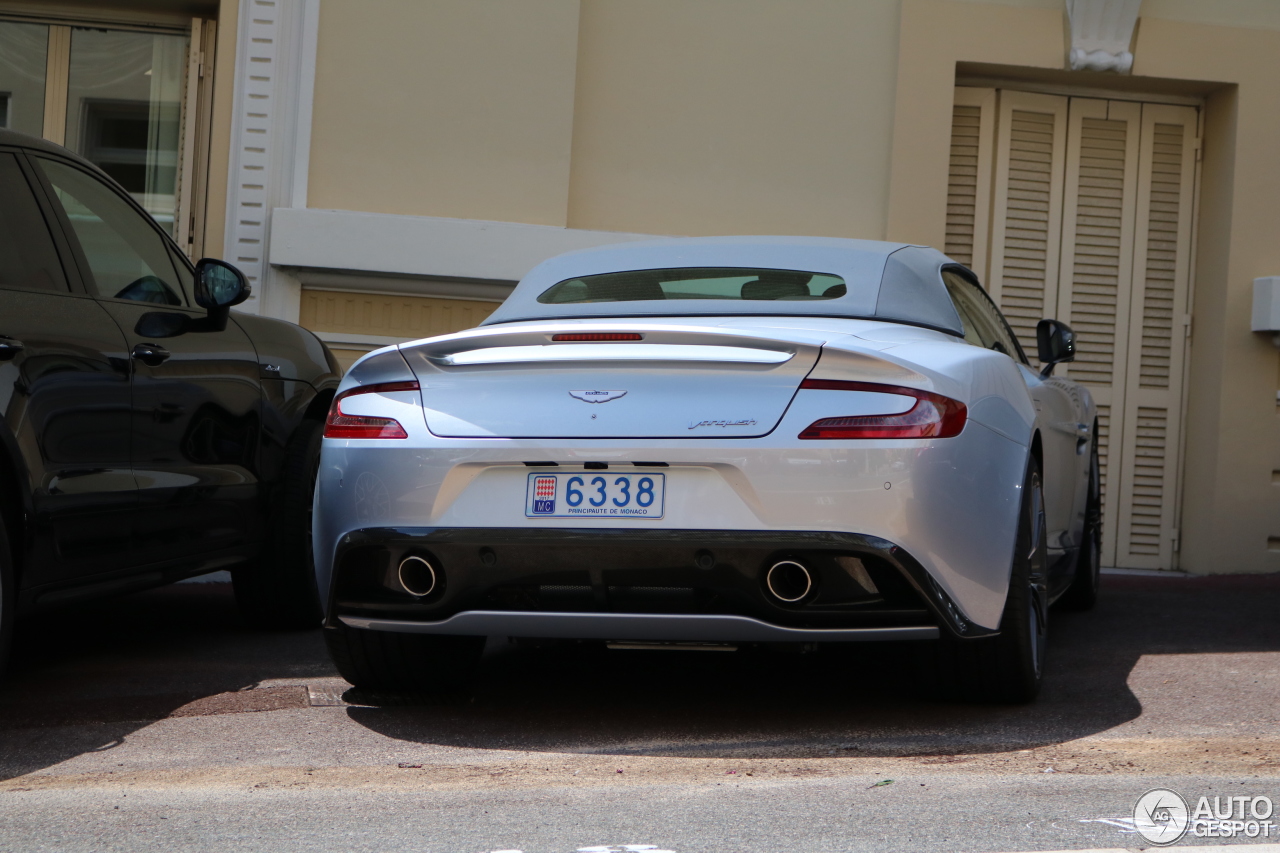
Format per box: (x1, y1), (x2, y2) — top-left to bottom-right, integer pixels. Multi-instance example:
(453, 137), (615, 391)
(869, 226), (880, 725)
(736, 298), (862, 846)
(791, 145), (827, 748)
(324, 527), (995, 640)
(339, 611), (939, 642)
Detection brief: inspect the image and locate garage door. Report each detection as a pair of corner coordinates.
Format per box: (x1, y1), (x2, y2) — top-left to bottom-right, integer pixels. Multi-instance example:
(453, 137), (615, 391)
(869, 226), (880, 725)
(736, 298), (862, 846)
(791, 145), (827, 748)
(299, 289), (500, 371)
(947, 87), (1199, 570)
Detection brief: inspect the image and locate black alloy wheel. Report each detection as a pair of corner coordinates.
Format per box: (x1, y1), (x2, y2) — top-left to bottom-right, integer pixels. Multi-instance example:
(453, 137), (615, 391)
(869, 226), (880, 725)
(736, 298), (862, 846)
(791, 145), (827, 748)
(324, 623), (486, 692)
(919, 455), (1049, 703)
(0, 514), (13, 679)
(1060, 426), (1103, 610)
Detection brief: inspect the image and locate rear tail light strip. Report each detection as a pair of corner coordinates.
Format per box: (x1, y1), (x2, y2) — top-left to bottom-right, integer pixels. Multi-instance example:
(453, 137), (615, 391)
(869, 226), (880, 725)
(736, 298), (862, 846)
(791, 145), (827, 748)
(797, 379), (966, 439)
(324, 380), (420, 439)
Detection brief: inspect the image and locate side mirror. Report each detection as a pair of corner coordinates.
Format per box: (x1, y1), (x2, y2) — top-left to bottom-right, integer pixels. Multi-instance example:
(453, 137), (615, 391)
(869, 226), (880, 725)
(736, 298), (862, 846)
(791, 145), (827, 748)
(1036, 318), (1076, 377)
(194, 258), (251, 329)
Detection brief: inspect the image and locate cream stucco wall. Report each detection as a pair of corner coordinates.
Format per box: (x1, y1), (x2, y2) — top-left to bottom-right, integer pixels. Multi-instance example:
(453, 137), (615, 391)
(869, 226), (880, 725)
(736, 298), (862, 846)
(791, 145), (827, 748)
(565, 0), (900, 239)
(306, 0), (581, 226)
(1131, 17), (1280, 574)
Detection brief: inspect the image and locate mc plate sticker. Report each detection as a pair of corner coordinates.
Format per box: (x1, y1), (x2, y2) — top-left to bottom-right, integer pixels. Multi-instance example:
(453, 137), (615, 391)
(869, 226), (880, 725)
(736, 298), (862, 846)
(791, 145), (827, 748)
(525, 472), (665, 519)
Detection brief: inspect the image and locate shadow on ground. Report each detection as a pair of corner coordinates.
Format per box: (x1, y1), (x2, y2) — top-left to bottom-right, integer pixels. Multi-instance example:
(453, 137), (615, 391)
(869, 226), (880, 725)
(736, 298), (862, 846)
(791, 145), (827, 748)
(0, 574), (1277, 779)
(345, 574), (1280, 758)
(0, 581), (335, 780)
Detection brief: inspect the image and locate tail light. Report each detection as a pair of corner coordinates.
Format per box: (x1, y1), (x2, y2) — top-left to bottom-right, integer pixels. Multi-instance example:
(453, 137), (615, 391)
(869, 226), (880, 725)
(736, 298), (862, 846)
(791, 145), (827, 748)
(797, 379), (966, 439)
(551, 333), (644, 341)
(324, 381), (419, 439)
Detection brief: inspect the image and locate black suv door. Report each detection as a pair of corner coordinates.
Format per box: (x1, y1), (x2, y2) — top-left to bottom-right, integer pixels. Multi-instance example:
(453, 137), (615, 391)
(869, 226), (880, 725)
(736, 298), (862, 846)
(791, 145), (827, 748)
(0, 150), (135, 585)
(30, 154), (263, 568)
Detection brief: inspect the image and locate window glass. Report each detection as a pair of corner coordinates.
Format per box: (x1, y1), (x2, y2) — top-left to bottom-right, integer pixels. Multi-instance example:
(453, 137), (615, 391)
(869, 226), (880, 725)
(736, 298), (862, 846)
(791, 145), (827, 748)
(538, 268), (847, 304)
(942, 270), (1023, 362)
(0, 21), (48, 136)
(947, 288), (987, 349)
(64, 28), (188, 235)
(0, 154), (68, 293)
(36, 157), (183, 305)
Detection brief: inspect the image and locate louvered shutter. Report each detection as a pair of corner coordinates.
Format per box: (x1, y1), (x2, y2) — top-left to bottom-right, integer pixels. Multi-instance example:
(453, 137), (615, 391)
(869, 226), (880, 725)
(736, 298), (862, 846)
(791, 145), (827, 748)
(1111, 104), (1198, 569)
(987, 91), (1069, 355)
(1054, 98), (1142, 567)
(946, 88), (997, 281)
(945, 91), (1198, 571)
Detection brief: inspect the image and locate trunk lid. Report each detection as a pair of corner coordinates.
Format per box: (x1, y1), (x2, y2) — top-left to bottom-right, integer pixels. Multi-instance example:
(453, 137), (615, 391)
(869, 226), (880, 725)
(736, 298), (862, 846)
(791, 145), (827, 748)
(398, 324), (824, 439)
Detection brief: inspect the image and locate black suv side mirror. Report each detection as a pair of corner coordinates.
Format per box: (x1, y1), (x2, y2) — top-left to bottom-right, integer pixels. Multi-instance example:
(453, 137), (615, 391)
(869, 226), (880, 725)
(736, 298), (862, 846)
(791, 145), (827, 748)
(194, 258), (251, 330)
(1036, 318), (1076, 378)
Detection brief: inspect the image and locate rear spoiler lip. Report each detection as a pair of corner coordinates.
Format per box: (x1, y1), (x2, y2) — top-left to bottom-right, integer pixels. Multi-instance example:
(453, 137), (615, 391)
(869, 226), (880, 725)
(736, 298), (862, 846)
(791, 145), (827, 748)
(436, 343), (795, 367)
(398, 321), (822, 366)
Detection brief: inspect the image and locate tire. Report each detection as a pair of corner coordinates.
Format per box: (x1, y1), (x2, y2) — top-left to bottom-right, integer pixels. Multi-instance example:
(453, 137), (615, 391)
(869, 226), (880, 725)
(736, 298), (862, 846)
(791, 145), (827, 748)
(1059, 427), (1102, 610)
(920, 456), (1049, 704)
(0, 515), (14, 679)
(233, 418), (324, 629)
(323, 622), (485, 692)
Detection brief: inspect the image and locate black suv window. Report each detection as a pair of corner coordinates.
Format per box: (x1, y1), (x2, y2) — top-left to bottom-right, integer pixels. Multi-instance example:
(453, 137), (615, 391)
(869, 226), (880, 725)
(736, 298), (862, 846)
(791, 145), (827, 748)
(942, 269), (1026, 364)
(0, 153), (69, 293)
(34, 157), (185, 306)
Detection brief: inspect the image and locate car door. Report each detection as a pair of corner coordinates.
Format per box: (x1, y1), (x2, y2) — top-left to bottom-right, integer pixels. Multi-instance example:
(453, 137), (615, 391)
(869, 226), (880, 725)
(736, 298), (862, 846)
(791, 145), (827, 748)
(29, 154), (264, 567)
(942, 268), (1079, 575)
(0, 149), (136, 585)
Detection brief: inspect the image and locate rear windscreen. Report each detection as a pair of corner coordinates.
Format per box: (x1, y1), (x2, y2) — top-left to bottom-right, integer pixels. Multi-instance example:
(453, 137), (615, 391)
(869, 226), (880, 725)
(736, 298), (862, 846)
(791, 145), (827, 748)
(537, 267), (847, 304)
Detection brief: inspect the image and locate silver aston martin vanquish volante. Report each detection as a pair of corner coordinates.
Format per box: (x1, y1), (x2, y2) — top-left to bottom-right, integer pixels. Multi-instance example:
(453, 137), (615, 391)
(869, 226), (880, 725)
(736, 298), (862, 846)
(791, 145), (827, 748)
(314, 237), (1100, 703)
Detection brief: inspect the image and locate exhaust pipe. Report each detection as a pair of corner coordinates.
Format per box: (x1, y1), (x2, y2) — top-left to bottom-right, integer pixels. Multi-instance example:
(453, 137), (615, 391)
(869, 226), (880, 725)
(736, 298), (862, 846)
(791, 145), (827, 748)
(398, 555), (438, 597)
(765, 560), (813, 603)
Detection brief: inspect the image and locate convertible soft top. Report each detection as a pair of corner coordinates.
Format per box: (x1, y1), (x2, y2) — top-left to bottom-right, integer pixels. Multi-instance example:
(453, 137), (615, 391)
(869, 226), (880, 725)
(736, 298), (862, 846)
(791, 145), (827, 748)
(481, 236), (966, 336)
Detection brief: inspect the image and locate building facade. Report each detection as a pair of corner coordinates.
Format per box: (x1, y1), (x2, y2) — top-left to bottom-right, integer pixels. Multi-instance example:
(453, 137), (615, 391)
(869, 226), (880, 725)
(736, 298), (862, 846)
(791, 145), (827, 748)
(2, 0), (1278, 576)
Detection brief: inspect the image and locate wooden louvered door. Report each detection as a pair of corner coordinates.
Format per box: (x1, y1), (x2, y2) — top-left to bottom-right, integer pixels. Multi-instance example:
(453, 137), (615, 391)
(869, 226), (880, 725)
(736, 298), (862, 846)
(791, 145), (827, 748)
(946, 89), (1199, 570)
(946, 88), (996, 277)
(1054, 98), (1142, 567)
(1110, 104), (1198, 568)
(986, 91), (1068, 352)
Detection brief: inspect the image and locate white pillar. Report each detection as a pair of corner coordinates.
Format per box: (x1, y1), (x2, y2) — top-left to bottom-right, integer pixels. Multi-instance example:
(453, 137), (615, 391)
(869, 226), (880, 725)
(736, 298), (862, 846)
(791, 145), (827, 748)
(222, 0), (319, 321)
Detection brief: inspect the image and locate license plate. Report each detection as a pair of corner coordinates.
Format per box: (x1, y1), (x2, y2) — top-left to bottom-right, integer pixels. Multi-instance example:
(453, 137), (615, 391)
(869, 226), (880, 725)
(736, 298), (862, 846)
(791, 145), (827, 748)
(525, 472), (666, 519)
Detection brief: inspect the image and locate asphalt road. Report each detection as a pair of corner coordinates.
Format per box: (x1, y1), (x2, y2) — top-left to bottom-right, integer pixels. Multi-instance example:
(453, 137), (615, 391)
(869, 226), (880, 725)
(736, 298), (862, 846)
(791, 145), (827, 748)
(0, 571), (1277, 853)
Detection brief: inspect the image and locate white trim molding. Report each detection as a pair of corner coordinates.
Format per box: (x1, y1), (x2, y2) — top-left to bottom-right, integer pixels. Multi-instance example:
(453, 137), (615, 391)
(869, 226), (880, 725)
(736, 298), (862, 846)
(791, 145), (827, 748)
(223, 0), (320, 318)
(1065, 0), (1142, 73)
(269, 208), (659, 284)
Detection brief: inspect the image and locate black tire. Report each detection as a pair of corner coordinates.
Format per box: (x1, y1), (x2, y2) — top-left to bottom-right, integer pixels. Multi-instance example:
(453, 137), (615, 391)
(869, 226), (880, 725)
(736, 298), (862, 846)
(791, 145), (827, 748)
(921, 456), (1049, 704)
(1059, 427), (1102, 610)
(233, 418), (324, 629)
(0, 515), (14, 679)
(324, 622), (485, 692)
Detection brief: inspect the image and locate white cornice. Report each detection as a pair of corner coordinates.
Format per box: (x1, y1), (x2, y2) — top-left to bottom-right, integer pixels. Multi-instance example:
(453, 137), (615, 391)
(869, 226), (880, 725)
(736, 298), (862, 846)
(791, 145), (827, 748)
(268, 208), (659, 284)
(1066, 0), (1142, 73)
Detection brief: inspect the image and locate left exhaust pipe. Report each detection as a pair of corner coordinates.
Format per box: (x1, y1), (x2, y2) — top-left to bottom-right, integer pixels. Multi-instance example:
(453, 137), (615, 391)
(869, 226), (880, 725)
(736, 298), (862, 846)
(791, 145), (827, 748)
(397, 555), (438, 597)
(765, 560), (813, 603)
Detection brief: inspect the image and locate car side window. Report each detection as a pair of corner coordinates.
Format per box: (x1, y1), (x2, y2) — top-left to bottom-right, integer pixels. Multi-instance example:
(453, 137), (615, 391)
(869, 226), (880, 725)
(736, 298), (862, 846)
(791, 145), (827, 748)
(942, 269), (1025, 363)
(34, 157), (185, 306)
(0, 153), (70, 293)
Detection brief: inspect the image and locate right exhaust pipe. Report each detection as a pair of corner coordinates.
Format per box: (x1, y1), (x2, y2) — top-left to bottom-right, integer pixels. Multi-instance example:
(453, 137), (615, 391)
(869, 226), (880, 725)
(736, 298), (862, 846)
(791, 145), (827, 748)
(765, 559), (813, 603)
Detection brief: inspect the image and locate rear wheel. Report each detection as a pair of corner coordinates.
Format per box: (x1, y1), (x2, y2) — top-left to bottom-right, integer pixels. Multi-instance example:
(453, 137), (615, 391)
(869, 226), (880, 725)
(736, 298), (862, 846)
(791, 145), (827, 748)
(234, 419), (324, 628)
(0, 515), (14, 679)
(921, 456), (1048, 703)
(323, 622), (485, 692)
(1059, 428), (1102, 610)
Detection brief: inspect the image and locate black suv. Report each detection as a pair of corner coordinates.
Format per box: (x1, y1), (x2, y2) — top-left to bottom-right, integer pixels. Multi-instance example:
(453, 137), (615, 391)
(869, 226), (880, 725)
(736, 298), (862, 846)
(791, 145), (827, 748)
(0, 129), (340, 668)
